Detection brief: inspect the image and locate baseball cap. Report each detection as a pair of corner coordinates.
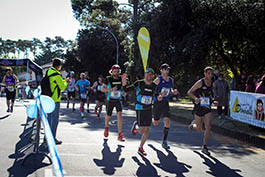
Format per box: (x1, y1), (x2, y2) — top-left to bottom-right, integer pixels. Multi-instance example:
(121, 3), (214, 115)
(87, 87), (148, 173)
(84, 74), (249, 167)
(70, 71), (75, 75)
(145, 68), (155, 74)
(111, 64), (120, 70)
(160, 63), (171, 70)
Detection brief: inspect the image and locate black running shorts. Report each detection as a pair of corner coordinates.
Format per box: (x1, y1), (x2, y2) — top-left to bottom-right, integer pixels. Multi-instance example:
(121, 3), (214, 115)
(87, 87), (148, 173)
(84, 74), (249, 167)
(106, 100), (122, 116)
(136, 109), (152, 126)
(5, 88), (16, 101)
(153, 101), (171, 120)
(67, 91), (75, 99)
(193, 104), (211, 117)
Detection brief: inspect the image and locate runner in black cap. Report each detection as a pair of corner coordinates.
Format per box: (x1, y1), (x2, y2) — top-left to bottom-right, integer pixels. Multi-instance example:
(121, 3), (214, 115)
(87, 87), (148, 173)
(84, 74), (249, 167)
(153, 63), (178, 149)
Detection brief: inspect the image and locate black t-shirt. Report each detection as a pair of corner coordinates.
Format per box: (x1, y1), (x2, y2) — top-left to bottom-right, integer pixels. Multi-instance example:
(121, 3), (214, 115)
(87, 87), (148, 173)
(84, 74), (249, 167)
(124, 79), (157, 110)
(104, 75), (123, 101)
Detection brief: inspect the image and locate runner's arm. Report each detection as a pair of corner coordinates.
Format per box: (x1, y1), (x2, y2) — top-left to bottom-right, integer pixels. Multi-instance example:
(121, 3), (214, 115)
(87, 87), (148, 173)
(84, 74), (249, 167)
(1, 76), (6, 86)
(101, 83), (116, 92)
(153, 77), (160, 85)
(187, 79), (202, 102)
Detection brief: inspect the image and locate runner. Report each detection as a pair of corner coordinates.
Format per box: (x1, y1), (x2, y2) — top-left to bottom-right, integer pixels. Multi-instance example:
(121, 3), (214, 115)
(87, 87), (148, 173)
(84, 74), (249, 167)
(66, 71), (76, 111)
(101, 65), (125, 141)
(153, 63), (178, 149)
(1, 67), (18, 112)
(187, 66), (214, 156)
(75, 73), (90, 118)
(123, 68), (159, 156)
(85, 72), (92, 113)
(92, 75), (106, 118)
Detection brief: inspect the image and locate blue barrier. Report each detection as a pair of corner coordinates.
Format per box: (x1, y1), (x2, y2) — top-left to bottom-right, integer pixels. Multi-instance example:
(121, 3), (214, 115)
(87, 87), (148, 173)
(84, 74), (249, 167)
(25, 89), (64, 177)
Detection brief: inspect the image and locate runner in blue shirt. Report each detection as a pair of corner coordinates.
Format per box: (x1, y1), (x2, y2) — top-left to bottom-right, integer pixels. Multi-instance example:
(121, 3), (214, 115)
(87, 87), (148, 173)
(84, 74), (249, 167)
(75, 73), (90, 118)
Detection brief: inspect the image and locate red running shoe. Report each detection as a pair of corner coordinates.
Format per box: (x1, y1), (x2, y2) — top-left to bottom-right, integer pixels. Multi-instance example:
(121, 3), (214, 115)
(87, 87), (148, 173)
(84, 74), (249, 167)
(118, 132), (125, 141)
(138, 147), (147, 156)
(104, 127), (109, 137)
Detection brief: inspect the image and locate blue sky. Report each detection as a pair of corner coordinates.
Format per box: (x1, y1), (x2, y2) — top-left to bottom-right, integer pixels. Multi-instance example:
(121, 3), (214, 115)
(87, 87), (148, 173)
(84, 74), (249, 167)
(0, 0), (128, 41)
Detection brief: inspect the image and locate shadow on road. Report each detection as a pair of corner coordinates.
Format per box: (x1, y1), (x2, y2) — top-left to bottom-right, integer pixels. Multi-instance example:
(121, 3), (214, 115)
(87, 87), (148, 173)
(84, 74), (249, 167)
(0, 114), (10, 120)
(93, 139), (125, 175)
(193, 150), (243, 177)
(59, 104), (259, 158)
(132, 155), (160, 177)
(7, 117), (50, 177)
(148, 144), (192, 177)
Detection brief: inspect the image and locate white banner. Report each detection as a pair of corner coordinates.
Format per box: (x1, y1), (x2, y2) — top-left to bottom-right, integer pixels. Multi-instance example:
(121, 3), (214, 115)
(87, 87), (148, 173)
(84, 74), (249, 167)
(230, 91), (265, 128)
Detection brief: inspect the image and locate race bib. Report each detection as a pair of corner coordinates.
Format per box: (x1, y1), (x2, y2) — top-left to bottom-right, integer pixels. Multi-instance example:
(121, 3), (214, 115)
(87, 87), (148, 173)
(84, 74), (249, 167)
(161, 87), (170, 97)
(200, 97), (210, 107)
(97, 85), (102, 91)
(80, 93), (87, 99)
(68, 87), (75, 92)
(141, 96), (152, 105)
(7, 86), (15, 92)
(110, 90), (121, 99)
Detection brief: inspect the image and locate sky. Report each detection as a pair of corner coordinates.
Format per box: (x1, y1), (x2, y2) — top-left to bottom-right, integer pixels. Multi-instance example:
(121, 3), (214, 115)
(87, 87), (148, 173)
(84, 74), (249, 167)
(0, 0), (128, 41)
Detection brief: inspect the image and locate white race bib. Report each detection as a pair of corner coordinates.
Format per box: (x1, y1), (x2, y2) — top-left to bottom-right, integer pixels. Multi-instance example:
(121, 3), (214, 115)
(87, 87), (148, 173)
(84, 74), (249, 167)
(161, 87), (170, 97)
(7, 86), (15, 92)
(80, 93), (87, 99)
(110, 90), (121, 99)
(68, 87), (75, 92)
(200, 97), (210, 107)
(97, 85), (102, 91)
(141, 96), (152, 105)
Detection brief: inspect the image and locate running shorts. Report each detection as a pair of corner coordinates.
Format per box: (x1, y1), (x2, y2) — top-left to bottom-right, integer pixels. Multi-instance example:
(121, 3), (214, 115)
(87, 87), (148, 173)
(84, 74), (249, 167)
(153, 101), (171, 120)
(5, 88), (16, 101)
(106, 100), (122, 116)
(136, 109), (152, 126)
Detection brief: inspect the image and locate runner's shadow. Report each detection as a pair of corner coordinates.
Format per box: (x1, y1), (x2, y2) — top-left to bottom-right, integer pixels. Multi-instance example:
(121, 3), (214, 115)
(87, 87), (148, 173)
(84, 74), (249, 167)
(7, 117), (50, 177)
(132, 155), (160, 177)
(0, 114), (10, 120)
(93, 139), (125, 175)
(148, 144), (192, 177)
(193, 150), (243, 177)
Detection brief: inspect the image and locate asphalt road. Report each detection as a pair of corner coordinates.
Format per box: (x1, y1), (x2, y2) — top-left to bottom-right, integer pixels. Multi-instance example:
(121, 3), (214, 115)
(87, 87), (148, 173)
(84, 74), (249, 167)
(0, 97), (264, 177)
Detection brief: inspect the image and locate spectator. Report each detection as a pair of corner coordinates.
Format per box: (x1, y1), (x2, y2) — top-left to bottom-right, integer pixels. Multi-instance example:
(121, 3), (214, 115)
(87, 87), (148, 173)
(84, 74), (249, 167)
(255, 75), (265, 94)
(245, 75), (255, 93)
(213, 73), (230, 119)
(212, 70), (219, 83)
(46, 58), (69, 145)
(239, 71), (247, 91)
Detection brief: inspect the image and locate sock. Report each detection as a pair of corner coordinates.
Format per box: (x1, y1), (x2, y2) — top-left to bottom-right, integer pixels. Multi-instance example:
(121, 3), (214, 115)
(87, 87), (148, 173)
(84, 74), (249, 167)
(163, 127), (169, 140)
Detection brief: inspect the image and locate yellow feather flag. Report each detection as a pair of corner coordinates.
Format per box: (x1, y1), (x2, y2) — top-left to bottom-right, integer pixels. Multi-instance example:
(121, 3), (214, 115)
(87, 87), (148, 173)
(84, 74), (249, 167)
(137, 27), (151, 72)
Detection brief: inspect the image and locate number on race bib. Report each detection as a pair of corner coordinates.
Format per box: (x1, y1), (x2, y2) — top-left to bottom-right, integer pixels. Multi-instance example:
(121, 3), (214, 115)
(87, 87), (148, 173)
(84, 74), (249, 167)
(141, 96), (152, 105)
(161, 87), (170, 97)
(7, 86), (15, 92)
(110, 91), (121, 99)
(80, 93), (87, 99)
(200, 97), (210, 107)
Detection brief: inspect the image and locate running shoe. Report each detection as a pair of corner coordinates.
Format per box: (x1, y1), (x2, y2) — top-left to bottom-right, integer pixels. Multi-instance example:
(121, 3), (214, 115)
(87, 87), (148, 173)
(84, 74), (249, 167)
(118, 132), (125, 141)
(201, 146), (211, 156)
(104, 127), (109, 137)
(162, 140), (170, 149)
(81, 112), (84, 119)
(66, 104), (69, 108)
(138, 147), (147, 156)
(72, 108), (75, 112)
(131, 121), (138, 136)
(10, 106), (13, 113)
(7, 108), (10, 112)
